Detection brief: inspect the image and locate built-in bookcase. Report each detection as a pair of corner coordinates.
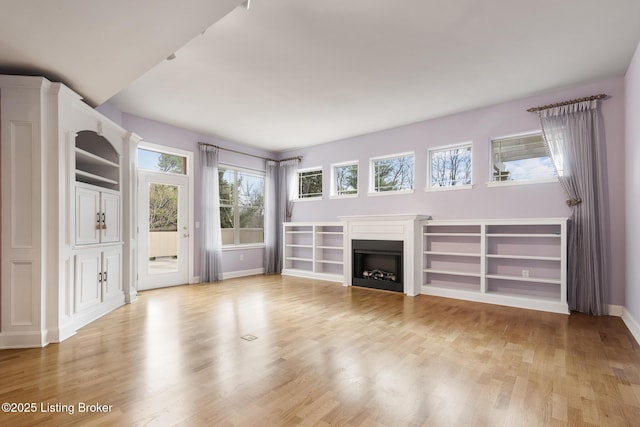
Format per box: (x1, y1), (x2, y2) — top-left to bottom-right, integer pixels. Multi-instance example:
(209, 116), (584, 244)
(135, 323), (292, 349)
(282, 222), (345, 282)
(422, 218), (568, 314)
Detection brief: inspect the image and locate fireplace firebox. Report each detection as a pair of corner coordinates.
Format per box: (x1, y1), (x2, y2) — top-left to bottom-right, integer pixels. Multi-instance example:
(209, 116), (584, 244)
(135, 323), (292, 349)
(352, 239), (403, 292)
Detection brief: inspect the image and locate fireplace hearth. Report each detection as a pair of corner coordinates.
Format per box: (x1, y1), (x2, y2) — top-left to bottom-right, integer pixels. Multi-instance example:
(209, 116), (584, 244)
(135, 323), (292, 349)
(352, 239), (403, 292)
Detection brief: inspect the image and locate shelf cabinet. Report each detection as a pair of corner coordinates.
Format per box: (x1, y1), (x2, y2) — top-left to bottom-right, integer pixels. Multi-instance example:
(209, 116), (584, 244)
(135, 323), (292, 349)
(75, 186), (121, 245)
(421, 219), (568, 314)
(74, 247), (122, 314)
(75, 130), (120, 190)
(282, 222), (345, 282)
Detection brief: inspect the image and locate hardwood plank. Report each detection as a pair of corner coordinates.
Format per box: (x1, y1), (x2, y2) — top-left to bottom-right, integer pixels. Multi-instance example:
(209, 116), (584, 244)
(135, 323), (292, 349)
(1, 275), (639, 426)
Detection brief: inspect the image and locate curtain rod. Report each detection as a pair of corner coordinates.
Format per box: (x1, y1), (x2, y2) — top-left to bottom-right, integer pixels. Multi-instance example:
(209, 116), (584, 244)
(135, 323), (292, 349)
(526, 94), (607, 113)
(198, 142), (302, 163)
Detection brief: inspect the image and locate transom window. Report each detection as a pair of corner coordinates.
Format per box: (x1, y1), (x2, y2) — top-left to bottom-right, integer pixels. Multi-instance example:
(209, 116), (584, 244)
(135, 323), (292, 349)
(370, 152), (414, 193)
(491, 133), (557, 183)
(428, 143), (472, 189)
(138, 148), (186, 174)
(298, 167), (323, 199)
(331, 162), (358, 197)
(219, 167), (265, 246)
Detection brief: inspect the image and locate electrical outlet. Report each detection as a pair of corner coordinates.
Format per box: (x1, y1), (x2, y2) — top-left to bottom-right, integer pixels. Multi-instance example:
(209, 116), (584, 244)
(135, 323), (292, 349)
(522, 270), (529, 278)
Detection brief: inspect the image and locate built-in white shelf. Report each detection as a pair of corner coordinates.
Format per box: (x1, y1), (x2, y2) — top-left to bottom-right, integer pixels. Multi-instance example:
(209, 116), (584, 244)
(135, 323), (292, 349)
(421, 218), (568, 314)
(75, 147), (119, 168)
(282, 222), (345, 283)
(75, 169), (119, 186)
(423, 268), (482, 278)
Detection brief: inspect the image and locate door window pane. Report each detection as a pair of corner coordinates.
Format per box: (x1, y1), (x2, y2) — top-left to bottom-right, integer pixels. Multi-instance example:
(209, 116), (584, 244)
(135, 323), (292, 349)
(148, 183), (178, 274)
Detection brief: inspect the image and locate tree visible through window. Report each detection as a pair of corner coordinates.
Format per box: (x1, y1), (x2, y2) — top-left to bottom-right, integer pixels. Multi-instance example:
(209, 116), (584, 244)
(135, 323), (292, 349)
(333, 163), (358, 196)
(371, 153), (414, 193)
(429, 144), (472, 188)
(219, 168), (265, 245)
(298, 168), (323, 198)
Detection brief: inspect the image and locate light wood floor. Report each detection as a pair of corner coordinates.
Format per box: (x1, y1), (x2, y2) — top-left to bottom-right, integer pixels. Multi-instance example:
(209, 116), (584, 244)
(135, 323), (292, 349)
(1, 275), (640, 426)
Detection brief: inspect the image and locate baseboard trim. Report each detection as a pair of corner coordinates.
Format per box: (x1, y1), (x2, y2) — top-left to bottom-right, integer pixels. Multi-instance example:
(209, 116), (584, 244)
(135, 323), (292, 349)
(622, 308), (640, 346)
(608, 304), (624, 317)
(223, 268), (265, 280)
(0, 330), (48, 349)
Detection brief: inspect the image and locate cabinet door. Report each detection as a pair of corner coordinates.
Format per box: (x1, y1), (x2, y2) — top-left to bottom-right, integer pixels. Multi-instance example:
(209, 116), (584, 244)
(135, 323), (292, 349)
(75, 188), (101, 245)
(75, 251), (102, 312)
(100, 192), (120, 243)
(102, 247), (122, 301)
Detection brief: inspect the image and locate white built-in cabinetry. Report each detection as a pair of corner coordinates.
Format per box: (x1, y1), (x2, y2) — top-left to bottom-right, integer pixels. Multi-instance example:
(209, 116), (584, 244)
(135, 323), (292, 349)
(282, 222), (345, 283)
(75, 186), (121, 245)
(0, 75), (140, 348)
(421, 218), (568, 313)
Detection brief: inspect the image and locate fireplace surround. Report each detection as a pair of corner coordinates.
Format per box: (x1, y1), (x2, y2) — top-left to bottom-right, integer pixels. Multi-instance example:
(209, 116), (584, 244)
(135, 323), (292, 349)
(340, 214), (431, 296)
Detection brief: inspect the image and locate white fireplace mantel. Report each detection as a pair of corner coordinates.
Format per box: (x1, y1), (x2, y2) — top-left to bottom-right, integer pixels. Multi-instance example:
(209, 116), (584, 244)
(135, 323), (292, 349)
(339, 214), (431, 296)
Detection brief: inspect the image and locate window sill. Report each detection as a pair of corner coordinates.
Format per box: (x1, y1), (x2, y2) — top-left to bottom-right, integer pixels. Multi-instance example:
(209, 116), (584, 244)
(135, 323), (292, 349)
(222, 244), (265, 251)
(367, 189), (414, 197)
(329, 193), (358, 199)
(293, 196), (323, 202)
(486, 178), (558, 188)
(424, 184), (474, 192)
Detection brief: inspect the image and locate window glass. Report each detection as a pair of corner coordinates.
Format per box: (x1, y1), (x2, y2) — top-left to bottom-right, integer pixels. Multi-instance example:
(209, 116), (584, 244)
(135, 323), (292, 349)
(333, 163), (358, 196)
(218, 167), (264, 246)
(138, 148), (186, 174)
(429, 144), (472, 188)
(298, 168), (323, 198)
(491, 133), (556, 182)
(372, 153), (414, 192)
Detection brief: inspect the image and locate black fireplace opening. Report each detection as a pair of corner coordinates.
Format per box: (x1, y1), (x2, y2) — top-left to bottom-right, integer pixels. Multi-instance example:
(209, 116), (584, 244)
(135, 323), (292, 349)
(352, 239), (403, 292)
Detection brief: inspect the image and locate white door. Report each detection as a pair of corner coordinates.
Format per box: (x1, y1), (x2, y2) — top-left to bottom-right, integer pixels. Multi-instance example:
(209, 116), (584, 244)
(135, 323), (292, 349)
(75, 187), (101, 245)
(100, 192), (121, 243)
(102, 247), (122, 301)
(138, 171), (190, 290)
(75, 250), (102, 312)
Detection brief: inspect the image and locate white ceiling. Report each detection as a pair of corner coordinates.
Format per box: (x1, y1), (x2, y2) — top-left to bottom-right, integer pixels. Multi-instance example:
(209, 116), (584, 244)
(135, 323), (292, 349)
(2, 1), (640, 153)
(0, 0), (244, 104)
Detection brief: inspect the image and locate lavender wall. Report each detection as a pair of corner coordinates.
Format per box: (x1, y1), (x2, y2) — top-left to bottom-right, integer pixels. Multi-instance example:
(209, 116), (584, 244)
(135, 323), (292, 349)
(625, 42), (640, 321)
(121, 114), (276, 277)
(95, 102), (124, 127)
(281, 77), (626, 306)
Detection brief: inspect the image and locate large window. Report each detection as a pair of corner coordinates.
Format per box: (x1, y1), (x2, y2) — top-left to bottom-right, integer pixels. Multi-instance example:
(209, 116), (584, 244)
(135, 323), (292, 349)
(219, 167), (265, 246)
(297, 167), (323, 199)
(428, 143), (472, 189)
(331, 162), (358, 197)
(370, 152), (414, 194)
(491, 132), (556, 183)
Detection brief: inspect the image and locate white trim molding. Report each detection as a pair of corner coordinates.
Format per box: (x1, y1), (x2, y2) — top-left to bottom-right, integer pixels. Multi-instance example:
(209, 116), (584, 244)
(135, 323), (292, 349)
(622, 308), (640, 346)
(222, 268), (265, 280)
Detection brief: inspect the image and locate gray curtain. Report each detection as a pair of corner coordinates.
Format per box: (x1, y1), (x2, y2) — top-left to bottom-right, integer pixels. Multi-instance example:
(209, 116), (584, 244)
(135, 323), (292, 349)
(264, 158), (300, 274)
(200, 145), (224, 282)
(263, 160), (279, 273)
(538, 100), (607, 315)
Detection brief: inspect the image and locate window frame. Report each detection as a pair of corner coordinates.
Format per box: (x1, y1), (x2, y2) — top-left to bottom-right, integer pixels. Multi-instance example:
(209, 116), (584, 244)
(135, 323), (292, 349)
(218, 164), (265, 248)
(296, 166), (324, 200)
(368, 151), (415, 196)
(426, 142), (473, 192)
(330, 160), (359, 199)
(487, 131), (558, 187)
